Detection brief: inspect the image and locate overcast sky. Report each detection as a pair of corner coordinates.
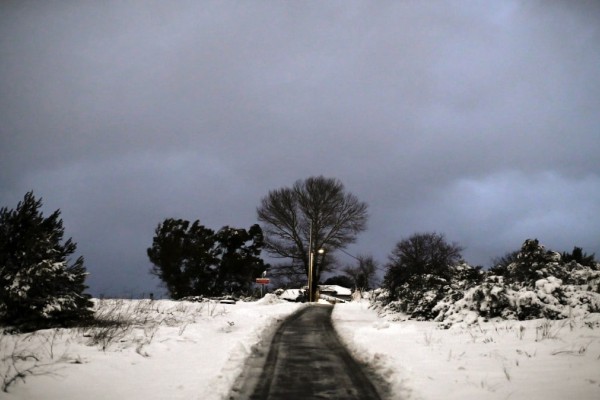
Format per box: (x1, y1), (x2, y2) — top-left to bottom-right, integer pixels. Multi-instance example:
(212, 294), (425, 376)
(1, 1), (599, 297)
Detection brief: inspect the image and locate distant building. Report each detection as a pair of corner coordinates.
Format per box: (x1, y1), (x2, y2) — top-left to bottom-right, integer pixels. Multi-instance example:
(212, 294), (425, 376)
(276, 288), (306, 302)
(318, 285), (352, 303)
(275, 285), (353, 303)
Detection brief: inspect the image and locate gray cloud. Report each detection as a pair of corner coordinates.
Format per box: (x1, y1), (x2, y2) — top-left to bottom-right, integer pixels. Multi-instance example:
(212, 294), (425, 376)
(1, 1), (599, 296)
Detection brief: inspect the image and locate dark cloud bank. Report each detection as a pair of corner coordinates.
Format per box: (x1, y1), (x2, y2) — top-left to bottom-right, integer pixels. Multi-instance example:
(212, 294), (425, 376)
(1, 1), (599, 297)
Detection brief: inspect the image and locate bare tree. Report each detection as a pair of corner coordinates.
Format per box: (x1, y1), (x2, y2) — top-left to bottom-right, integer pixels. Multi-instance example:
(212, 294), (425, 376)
(343, 254), (379, 292)
(384, 232), (464, 295)
(489, 250), (520, 276)
(257, 176), (368, 299)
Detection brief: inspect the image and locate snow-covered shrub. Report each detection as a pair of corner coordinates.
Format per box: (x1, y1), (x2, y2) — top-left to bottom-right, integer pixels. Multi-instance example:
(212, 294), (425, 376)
(378, 239), (600, 325)
(513, 285), (560, 320)
(551, 261), (600, 288)
(435, 270), (600, 325)
(505, 239), (564, 285)
(378, 262), (483, 321)
(449, 263), (485, 289)
(560, 286), (600, 314)
(388, 281), (446, 320)
(0, 192), (92, 329)
(433, 275), (516, 325)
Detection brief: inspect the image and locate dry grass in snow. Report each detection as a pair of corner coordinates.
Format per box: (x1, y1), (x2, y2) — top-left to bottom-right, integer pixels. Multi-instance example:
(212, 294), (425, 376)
(1, 297), (302, 400)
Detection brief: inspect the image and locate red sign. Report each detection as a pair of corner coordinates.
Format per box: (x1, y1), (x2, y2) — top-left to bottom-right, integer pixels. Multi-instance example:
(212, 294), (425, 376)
(255, 278), (270, 285)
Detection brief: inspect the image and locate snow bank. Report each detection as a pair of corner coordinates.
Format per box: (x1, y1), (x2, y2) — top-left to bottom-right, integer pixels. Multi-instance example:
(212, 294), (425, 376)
(254, 293), (285, 305)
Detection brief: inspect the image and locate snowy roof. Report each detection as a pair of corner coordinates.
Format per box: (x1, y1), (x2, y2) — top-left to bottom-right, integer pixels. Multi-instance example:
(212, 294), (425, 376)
(318, 285), (352, 296)
(279, 289), (302, 301)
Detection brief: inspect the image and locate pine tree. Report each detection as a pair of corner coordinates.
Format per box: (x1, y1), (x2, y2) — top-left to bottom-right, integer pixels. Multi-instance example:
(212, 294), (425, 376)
(148, 219), (266, 299)
(0, 192), (92, 328)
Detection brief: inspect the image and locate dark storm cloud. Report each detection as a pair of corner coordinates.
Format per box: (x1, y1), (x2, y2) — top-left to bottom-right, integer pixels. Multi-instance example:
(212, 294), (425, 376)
(1, 1), (599, 296)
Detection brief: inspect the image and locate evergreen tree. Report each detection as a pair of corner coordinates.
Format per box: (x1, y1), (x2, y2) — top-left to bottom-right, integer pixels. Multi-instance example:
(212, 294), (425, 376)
(0, 192), (92, 328)
(213, 224), (266, 295)
(147, 219), (217, 299)
(148, 219), (266, 299)
(506, 239), (559, 284)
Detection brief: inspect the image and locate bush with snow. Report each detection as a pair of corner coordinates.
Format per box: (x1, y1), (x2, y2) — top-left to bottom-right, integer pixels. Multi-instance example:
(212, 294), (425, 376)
(377, 239), (600, 325)
(375, 263), (483, 321)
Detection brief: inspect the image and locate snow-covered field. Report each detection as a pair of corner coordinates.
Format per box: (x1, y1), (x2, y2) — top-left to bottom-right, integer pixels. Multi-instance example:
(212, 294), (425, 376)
(333, 301), (600, 400)
(2, 297), (599, 399)
(1, 296), (302, 400)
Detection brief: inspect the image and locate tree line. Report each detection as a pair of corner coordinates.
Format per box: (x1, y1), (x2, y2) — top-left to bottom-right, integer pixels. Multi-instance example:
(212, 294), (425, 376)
(148, 176), (369, 300)
(0, 177), (367, 328)
(1, 177), (597, 329)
